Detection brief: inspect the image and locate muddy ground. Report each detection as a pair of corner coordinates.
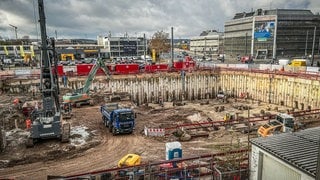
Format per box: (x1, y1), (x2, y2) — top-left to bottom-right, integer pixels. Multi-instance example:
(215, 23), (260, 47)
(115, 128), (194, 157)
(0, 92), (286, 180)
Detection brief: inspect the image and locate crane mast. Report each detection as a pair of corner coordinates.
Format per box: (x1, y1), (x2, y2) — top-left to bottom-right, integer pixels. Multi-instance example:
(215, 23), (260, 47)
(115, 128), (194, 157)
(37, 0), (60, 117)
(26, 0), (69, 147)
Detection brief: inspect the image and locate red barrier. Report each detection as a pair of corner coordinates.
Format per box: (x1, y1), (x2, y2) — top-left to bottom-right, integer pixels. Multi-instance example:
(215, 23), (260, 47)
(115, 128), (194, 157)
(145, 64), (169, 73)
(76, 64), (105, 76)
(56, 65), (64, 76)
(114, 64), (139, 74)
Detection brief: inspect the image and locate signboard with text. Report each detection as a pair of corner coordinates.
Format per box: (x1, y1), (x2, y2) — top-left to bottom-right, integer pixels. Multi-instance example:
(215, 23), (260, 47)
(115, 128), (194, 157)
(122, 41), (137, 54)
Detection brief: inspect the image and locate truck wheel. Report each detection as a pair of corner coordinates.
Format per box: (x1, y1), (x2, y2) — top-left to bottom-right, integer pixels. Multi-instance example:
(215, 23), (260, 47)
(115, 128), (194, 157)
(109, 125), (113, 133)
(112, 128), (116, 136)
(105, 120), (109, 127)
(26, 137), (34, 148)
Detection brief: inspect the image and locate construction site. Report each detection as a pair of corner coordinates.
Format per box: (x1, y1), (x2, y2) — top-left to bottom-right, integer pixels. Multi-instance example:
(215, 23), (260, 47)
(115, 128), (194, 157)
(1, 1), (320, 180)
(1, 62), (320, 179)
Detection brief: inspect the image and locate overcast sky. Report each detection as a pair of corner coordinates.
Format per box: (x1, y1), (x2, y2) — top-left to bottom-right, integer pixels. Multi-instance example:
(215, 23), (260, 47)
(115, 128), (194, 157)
(0, 0), (319, 40)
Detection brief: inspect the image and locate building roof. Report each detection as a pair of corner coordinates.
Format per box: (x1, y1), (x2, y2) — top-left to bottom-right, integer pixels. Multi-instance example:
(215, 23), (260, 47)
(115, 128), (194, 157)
(232, 8), (318, 20)
(251, 127), (320, 178)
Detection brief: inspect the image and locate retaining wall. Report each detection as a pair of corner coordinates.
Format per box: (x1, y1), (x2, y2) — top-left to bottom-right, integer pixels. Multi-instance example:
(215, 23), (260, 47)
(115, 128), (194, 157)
(1, 70), (320, 109)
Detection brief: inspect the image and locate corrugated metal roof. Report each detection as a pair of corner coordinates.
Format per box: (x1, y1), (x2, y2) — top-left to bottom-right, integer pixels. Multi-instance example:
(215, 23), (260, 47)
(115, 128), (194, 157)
(251, 127), (320, 178)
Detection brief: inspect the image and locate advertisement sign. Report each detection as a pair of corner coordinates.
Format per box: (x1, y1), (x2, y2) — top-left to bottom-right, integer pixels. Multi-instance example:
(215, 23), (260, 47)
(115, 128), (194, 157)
(254, 21), (275, 41)
(122, 41), (137, 53)
(254, 15), (276, 41)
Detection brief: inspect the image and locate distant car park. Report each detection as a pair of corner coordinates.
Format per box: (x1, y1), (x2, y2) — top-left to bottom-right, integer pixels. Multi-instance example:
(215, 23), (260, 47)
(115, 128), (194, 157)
(241, 56), (253, 64)
(4, 58), (12, 65)
(59, 61), (69, 65)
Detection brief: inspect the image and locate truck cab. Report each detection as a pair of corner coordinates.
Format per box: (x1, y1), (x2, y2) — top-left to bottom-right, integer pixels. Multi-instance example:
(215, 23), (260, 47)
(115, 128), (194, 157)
(101, 103), (135, 135)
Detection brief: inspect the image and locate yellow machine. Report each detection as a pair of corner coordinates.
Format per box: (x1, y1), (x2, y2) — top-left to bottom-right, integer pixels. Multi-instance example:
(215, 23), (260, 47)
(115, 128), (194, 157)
(61, 53), (75, 61)
(258, 113), (296, 137)
(289, 59), (307, 67)
(118, 154), (141, 168)
(24, 53), (32, 64)
(224, 113), (234, 122)
(257, 120), (283, 137)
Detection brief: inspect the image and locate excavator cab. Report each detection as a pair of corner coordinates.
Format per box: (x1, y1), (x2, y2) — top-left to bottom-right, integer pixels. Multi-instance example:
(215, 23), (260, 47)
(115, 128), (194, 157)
(258, 113), (296, 137)
(276, 113), (295, 132)
(61, 102), (72, 119)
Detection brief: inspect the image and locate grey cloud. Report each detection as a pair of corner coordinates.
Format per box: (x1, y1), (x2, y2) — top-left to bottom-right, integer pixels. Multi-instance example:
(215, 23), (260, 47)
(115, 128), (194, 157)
(0, 0), (319, 39)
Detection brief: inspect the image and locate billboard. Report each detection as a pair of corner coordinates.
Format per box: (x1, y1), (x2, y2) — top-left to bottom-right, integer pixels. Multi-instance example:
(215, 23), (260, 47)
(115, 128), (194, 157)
(122, 41), (137, 53)
(254, 15), (276, 41)
(254, 21), (275, 41)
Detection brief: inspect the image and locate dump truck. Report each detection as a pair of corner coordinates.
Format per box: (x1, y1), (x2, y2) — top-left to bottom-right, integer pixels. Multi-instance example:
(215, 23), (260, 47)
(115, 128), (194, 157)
(100, 103), (135, 135)
(257, 113), (301, 137)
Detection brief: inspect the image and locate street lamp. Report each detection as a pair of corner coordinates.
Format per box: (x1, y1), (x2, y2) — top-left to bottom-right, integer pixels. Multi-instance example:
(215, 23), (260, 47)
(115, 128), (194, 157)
(9, 24), (18, 40)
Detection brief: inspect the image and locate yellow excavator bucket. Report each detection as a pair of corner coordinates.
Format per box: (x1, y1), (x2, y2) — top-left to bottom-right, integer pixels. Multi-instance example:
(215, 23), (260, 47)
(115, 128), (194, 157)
(118, 154), (141, 168)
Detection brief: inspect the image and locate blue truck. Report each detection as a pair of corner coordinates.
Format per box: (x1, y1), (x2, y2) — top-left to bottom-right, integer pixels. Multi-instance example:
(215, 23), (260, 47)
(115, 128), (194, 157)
(100, 103), (135, 135)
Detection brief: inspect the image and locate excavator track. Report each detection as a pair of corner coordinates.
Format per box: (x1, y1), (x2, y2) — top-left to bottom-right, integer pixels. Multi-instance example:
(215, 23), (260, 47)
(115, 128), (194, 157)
(61, 123), (71, 143)
(26, 137), (34, 148)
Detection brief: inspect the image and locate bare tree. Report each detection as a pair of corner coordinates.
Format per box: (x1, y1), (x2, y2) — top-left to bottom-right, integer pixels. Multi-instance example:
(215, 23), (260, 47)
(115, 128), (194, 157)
(149, 31), (171, 61)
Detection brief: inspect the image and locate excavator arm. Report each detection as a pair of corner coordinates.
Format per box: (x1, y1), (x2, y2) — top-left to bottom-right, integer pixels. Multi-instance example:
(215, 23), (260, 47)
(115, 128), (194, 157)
(76, 57), (111, 94)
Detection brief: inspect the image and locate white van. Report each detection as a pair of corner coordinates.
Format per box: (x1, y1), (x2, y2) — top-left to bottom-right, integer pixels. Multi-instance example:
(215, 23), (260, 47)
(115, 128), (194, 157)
(4, 58), (12, 64)
(278, 59), (290, 65)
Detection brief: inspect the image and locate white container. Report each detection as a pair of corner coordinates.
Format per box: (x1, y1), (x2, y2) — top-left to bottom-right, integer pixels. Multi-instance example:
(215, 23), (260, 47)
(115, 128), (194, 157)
(278, 59), (290, 65)
(165, 141), (182, 160)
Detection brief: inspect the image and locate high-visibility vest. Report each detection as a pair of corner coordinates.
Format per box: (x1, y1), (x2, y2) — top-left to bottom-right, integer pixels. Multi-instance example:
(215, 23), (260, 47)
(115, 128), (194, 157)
(26, 119), (31, 129)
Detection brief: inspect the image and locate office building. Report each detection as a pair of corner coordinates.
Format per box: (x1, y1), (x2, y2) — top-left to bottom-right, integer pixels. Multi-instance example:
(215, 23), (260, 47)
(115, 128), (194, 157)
(224, 9), (320, 60)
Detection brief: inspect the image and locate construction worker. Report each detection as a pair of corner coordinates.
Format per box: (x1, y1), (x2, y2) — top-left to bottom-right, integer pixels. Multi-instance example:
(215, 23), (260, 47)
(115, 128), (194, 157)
(25, 118), (31, 129)
(13, 98), (22, 110)
(13, 98), (20, 105)
(62, 73), (68, 87)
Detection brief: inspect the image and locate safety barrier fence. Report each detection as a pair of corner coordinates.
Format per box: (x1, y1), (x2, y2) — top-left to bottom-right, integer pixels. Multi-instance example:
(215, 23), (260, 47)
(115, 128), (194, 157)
(48, 149), (249, 180)
(1, 63), (320, 80)
(144, 126), (165, 137)
(163, 109), (320, 136)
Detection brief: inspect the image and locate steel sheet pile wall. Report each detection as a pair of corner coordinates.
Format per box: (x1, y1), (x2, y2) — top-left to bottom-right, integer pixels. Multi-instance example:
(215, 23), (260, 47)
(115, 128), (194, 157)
(94, 72), (218, 105)
(3, 70), (320, 109)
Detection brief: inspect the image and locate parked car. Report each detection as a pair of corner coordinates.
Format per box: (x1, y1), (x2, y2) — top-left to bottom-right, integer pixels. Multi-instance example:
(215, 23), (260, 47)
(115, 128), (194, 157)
(4, 58), (12, 65)
(241, 56), (253, 64)
(59, 61), (69, 65)
(69, 61), (76, 66)
(82, 58), (94, 64)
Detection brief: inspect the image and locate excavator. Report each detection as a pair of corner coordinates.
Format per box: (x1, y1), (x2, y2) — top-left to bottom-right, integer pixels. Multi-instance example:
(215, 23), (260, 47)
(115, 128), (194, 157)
(257, 113), (301, 137)
(62, 54), (111, 107)
(26, 0), (70, 147)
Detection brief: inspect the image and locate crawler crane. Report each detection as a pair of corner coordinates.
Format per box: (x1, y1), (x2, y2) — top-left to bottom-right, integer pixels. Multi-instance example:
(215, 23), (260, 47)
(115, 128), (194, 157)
(26, 0), (70, 147)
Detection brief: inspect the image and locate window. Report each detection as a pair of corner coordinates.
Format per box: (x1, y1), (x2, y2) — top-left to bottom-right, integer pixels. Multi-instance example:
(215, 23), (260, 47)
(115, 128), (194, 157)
(119, 112), (133, 121)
